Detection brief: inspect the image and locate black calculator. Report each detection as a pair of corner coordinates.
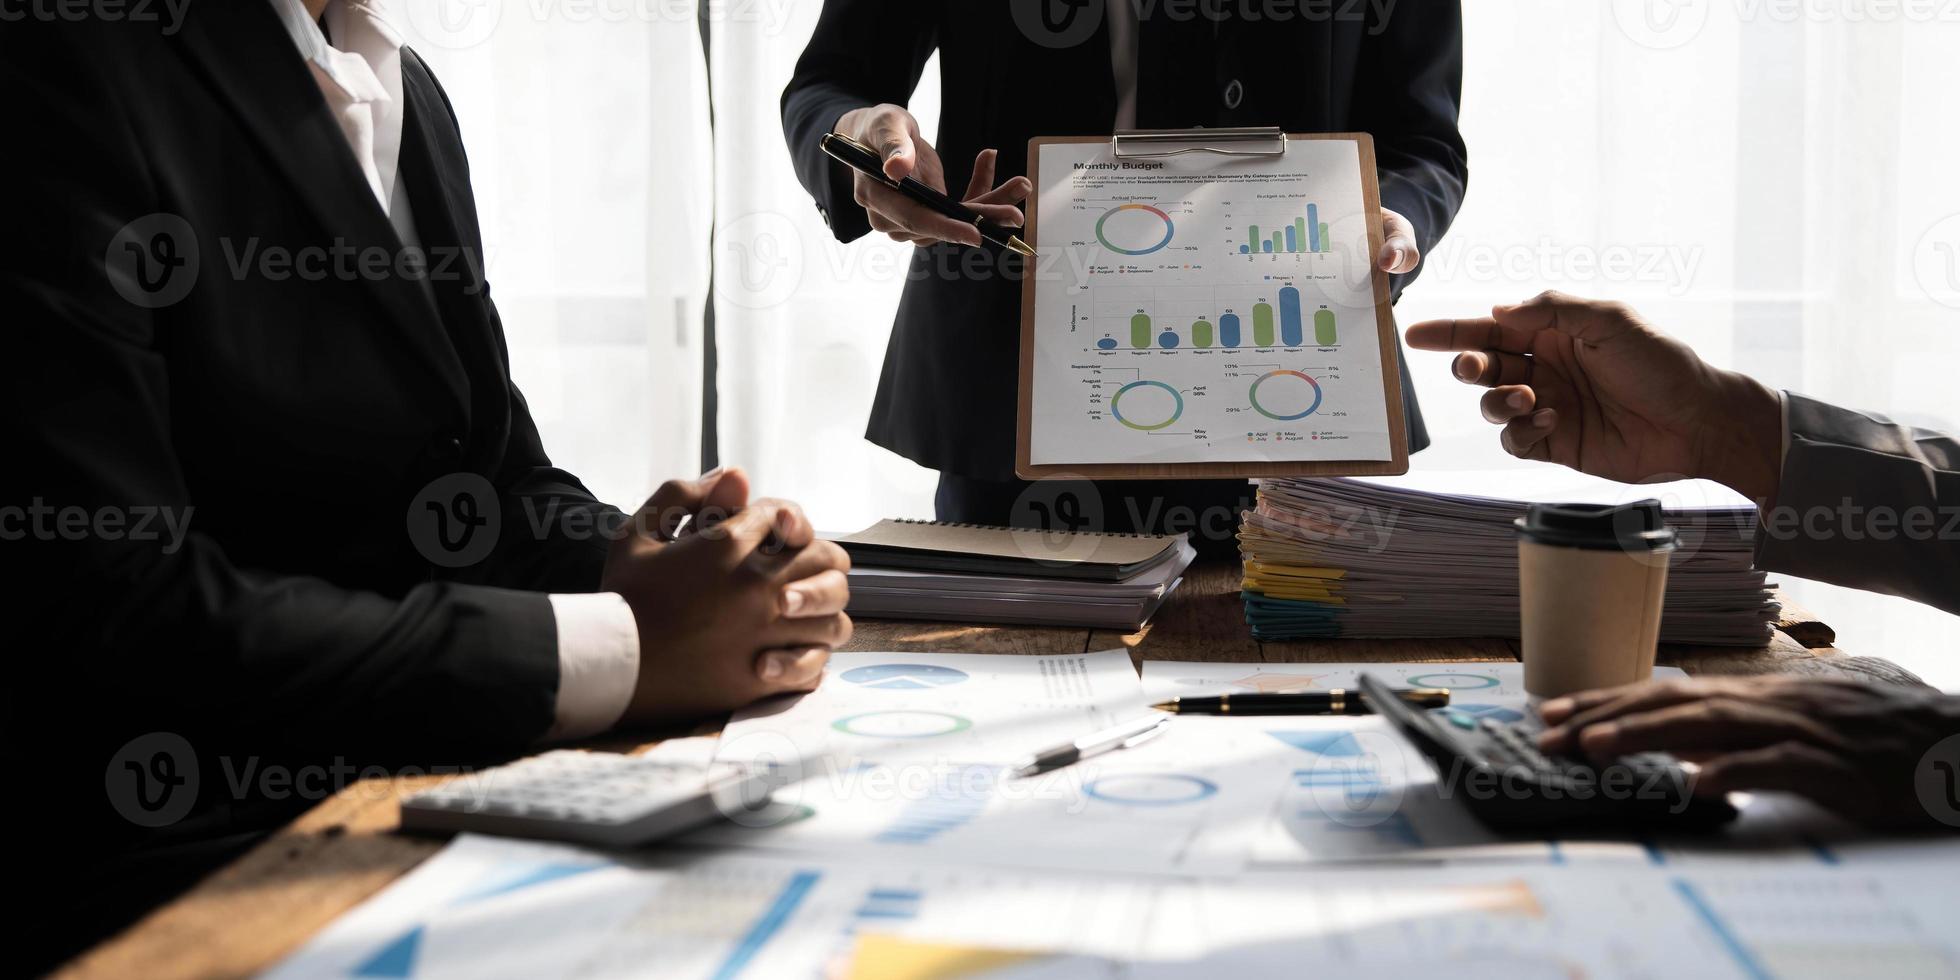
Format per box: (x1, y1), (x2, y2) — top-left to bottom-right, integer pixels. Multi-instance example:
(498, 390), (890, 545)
(1357, 673), (1737, 831)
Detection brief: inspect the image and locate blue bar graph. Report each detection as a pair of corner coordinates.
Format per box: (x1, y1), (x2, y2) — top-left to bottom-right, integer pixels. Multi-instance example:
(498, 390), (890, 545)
(1158, 330), (1179, 349)
(1220, 312), (1242, 348)
(1279, 286), (1303, 346)
(710, 871), (822, 980)
(1307, 204), (1320, 252)
(1262, 240), (1273, 254)
(1284, 224), (1297, 252)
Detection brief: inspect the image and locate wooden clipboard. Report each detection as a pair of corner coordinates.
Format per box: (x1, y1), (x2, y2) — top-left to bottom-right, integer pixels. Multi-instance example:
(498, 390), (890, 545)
(1015, 130), (1409, 481)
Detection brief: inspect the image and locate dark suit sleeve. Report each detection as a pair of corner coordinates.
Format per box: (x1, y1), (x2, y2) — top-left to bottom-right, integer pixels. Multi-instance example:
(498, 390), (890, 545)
(0, 42), (560, 755)
(408, 51), (623, 601)
(472, 320), (622, 596)
(1755, 394), (1960, 615)
(781, 0), (939, 243)
(1355, 0), (1469, 297)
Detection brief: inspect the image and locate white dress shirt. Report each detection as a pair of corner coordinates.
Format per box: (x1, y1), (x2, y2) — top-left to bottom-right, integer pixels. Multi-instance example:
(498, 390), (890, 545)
(268, 0), (640, 741)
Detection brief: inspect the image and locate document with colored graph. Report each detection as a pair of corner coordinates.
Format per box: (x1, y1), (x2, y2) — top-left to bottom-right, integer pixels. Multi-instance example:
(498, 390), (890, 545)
(1018, 132), (1408, 479)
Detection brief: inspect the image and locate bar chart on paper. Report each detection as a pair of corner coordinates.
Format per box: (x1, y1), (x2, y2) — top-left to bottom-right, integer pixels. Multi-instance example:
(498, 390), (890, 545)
(1237, 202), (1334, 255)
(1029, 136), (1395, 467)
(1089, 284), (1339, 351)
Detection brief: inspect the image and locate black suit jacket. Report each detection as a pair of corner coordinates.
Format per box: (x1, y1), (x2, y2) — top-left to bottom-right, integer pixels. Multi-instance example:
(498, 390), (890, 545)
(0, 6), (620, 879)
(784, 0), (1467, 479)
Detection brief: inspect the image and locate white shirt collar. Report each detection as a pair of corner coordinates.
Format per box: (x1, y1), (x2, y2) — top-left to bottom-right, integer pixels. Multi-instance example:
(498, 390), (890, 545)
(266, 0), (412, 224)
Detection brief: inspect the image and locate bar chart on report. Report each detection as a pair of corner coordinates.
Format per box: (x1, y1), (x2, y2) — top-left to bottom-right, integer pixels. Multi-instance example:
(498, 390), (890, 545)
(1234, 202), (1335, 255)
(1088, 284), (1340, 351)
(1029, 136), (1394, 466)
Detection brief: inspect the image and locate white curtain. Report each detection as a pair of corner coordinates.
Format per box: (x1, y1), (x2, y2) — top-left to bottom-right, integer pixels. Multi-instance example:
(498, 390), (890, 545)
(706, 7), (945, 533)
(413, 1), (1958, 685)
(401, 2), (714, 512)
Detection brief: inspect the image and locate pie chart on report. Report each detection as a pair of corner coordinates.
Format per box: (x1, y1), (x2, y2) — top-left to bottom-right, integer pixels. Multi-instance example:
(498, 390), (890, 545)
(838, 663), (971, 690)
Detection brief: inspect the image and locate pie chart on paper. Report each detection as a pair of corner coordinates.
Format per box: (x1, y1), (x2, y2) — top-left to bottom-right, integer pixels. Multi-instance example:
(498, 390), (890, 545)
(839, 663), (971, 690)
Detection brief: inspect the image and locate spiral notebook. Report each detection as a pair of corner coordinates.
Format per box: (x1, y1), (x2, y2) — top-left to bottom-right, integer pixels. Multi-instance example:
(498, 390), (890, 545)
(832, 519), (1185, 582)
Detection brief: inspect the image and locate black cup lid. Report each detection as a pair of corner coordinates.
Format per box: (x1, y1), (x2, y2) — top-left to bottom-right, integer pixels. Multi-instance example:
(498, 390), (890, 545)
(1514, 500), (1678, 552)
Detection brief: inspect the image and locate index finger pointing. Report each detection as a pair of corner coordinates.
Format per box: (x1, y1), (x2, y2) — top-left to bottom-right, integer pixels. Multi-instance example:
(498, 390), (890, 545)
(1405, 316), (1543, 355)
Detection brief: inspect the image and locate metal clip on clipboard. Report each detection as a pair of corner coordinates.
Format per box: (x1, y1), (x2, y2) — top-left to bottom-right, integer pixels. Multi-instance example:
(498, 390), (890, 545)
(1110, 126), (1288, 159)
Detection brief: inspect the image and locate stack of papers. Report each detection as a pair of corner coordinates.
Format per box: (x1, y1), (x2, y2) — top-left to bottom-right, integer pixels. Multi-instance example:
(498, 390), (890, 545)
(1240, 471), (1780, 646)
(847, 539), (1196, 630)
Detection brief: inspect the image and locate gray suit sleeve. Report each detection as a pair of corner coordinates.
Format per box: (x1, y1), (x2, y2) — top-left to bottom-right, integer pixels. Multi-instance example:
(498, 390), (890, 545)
(1755, 393), (1960, 614)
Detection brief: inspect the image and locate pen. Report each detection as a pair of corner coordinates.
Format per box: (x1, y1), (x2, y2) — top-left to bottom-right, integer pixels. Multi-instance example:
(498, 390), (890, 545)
(1011, 714), (1170, 778)
(820, 131), (1037, 257)
(1150, 688), (1451, 716)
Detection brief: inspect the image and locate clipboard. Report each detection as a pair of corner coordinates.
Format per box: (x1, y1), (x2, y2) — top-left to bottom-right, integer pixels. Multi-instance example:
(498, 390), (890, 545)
(1016, 128), (1409, 481)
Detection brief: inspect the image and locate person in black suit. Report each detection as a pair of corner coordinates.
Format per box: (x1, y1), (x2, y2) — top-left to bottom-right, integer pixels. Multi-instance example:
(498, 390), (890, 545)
(1, 4), (849, 967)
(783, 0), (1468, 548)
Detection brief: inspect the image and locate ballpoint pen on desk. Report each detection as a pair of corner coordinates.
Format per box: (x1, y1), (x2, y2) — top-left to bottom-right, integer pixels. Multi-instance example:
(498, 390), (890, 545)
(1010, 713), (1170, 778)
(1150, 688), (1450, 716)
(819, 131), (1037, 257)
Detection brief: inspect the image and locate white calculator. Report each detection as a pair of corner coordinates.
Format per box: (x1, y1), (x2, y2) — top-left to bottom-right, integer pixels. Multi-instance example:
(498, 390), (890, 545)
(399, 751), (780, 848)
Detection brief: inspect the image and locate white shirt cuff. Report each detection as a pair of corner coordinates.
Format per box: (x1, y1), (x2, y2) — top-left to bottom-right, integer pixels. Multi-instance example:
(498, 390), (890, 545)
(542, 592), (640, 742)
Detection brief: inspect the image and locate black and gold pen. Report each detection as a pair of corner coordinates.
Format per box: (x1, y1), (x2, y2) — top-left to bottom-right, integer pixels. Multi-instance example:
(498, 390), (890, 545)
(820, 131), (1036, 257)
(1150, 688), (1450, 716)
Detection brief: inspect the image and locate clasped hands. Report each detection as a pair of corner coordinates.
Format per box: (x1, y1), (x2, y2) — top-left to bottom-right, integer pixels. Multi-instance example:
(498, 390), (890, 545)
(599, 467), (852, 728)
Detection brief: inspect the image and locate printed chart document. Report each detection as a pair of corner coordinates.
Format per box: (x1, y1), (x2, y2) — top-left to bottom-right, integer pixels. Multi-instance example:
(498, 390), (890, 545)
(269, 835), (1960, 980)
(1019, 133), (1407, 478)
(697, 651), (1288, 874)
(714, 650), (1150, 773)
(1139, 659), (1686, 704)
(262, 835), (1164, 980)
(1142, 662), (1686, 866)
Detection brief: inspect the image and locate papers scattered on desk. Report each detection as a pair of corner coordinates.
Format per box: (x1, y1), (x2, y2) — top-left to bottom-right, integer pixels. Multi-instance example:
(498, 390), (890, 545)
(267, 833), (1960, 980)
(845, 538), (1195, 631)
(1240, 471), (1781, 646)
(262, 834), (1157, 980)
(1145, 661), (1673, 868)
(272, 647), (1960, 979)
(697, 650), (1287, 875)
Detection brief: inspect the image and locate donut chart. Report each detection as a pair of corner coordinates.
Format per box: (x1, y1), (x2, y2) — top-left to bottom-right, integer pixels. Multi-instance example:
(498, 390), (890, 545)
(1248, 370), (1323, 421)
(831, 710), (973, 739)
(1095, 204), (1175, 256)
(1084, 773), (1219, 806)
(1111, 380), (1184, 431)
(1404, 672), (1502, 691)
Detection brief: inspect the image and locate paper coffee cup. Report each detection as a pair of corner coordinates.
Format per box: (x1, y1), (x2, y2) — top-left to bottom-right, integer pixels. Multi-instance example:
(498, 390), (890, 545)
(1515, 500), (1677, 699)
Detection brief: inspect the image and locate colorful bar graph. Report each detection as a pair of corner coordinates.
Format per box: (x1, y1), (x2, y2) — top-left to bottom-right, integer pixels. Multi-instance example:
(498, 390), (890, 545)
(1253, 302), (1276, 347)
(1192, 319), (1214, 348)
(1220, 312), (1242, 348)
(1279, 286), (1303, 346)
(1315, 308), (1337, 346)
(1130, 313), (1151, 350)
(1242, 205), (1331, 255)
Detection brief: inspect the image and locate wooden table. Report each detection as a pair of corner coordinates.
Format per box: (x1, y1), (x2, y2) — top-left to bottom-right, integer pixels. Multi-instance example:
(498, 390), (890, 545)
(57, 561), (1917, 979)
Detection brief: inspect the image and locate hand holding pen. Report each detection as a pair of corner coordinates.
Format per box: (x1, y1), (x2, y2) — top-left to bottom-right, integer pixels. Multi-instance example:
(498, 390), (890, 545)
(831, 103), (1033, 251)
